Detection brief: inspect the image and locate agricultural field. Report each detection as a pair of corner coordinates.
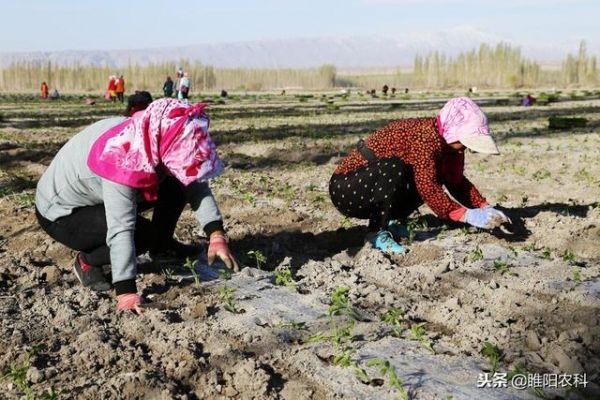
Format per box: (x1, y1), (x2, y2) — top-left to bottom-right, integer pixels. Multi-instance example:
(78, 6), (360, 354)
(0, 90), (599, 399)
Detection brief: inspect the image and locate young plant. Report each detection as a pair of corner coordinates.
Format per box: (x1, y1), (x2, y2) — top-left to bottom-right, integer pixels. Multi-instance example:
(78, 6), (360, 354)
(184, 257), (200, 286)
(218, 285), (239, 313)
(274, 268), (295, 289)
(467, 246), (484, 262)
(406, 220), (417, 244)
(508, 361), (545, 398)
(219, 268), (232, 281)
(327, 287), (360, 320)
(247, 250), (267, 270)
(5, 359), (29, 392)
(480, 342), (504, 374)
(340, 217), (353, 229)
(562, 250), (576, 265)
(572, 268), (582, 284)
(409, 323), (434, 353)
(542, 248), (553, 260)
(239, 190), (256, 205)
(496, 192), (508, 203)
(493, 259), (515, 276)
(381, 307), (405, 337)
(367, 358), (409, 400)
(162, 267), (175, 281)
(276, 320), (307, 330)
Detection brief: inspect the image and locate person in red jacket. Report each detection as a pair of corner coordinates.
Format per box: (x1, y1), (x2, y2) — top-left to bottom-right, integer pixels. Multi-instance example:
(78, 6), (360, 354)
(107, 75), (117, 102)
(40, 81), (49, 99)
(329, 97), (508, 253)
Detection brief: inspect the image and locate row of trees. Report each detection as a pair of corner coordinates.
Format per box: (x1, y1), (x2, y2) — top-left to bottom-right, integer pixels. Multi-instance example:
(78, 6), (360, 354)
(411, 41), (597, 89)
(0, 42), (597, 92)
(0, 61), (338, 93)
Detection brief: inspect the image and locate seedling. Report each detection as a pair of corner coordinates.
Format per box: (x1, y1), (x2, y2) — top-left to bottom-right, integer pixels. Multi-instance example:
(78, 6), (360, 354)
(523, 242), (538, 252)
(480, 342), (504, 374)
(5, 359), (28, 392)
(508, 361), (545, 397)
(276, 320), (307, 330)
(542, 248), (553, 260)
(409, 323), (434, 353)
(247, 250), (267, 270)
(305, 330), (330, 343)
(436, 224), (448, 239)
(239, 190), (256, 205)
(532, 169), (551, 181)
(381, 307), (405, 337)
(493, 259), (515, 276)
(2, 346), (61, 400)
(572, 268), (582, 284)
(352, 363), (370, 382)
(327, 287), (360, 320)
(468, 246), (484, 262)
(340, 217), (353, 229)
(162, 267), (175, 281)
(274, 268), (295, 289)
(406, 221), (417, 244)
(562, 250), (576, 265)
(219, 268), (232, 281)
(333, 345), (355, 367)
(184, 257), (200, 286)
(218, 285), (239, 313)
(281, 183), (296, 205)
(367, 358), (409, 400)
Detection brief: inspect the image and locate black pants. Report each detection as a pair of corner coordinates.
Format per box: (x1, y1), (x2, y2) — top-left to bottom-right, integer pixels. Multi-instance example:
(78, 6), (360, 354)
(35, 177), (187, 266)
(117, 92), (124, 103)
(329, 157), (423, 231)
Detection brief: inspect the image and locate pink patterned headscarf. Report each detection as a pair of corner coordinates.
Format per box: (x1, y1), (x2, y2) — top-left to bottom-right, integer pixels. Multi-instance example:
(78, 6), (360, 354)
(436, 97), (490, 144)
(88, 98), (223, 200)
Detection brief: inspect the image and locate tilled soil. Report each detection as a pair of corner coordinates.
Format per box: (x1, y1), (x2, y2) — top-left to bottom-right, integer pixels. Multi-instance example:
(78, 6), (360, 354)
(0, 95), (599, 399)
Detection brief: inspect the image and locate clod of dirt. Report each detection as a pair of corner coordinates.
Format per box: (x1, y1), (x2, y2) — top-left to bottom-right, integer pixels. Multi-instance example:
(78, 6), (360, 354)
(230, 359), (271, 398)
(40, 265), (61, 284)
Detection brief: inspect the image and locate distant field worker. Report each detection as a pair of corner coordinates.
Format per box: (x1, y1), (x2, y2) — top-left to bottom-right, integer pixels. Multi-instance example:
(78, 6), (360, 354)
(178, 72), (191, 100)
(163, 76), (174, 97)
(35, 97), (238, 314)
(115, 75), (125, 103)
(40, 82), (49, 99)
(329, 97), (508, 253)
(107, 75), (117, 102)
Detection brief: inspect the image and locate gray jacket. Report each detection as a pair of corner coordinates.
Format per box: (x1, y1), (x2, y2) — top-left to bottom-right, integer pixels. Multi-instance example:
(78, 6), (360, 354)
(35, 117), (223, 284)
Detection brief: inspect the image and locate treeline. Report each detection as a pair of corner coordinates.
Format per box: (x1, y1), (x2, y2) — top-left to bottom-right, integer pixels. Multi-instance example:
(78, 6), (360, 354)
(0, 61), (338, 93)
(0, 42), (597, 92)
(411, 41), (597, 89)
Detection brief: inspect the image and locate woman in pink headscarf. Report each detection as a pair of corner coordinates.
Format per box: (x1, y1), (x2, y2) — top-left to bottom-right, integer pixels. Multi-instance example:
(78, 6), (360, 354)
(329, 97), (508, 253)
(35, 98), (237, 314)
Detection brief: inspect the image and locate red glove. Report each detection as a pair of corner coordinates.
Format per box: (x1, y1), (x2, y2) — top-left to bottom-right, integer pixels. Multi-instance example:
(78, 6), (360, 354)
(117, 293), (144, 314)
(208, 233), (239, 272)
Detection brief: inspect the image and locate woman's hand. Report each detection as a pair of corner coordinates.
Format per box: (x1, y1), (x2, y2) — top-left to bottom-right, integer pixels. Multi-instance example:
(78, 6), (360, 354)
(464, 207), (507, 229)
(208, 231), (240, 272)
(117, 293), (145, 314)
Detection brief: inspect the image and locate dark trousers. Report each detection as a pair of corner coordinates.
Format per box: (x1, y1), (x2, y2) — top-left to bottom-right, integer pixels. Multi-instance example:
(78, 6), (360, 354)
(35, 177), (186, 266)
(117, 92), (124, 103)
(329, 157), (423, 231)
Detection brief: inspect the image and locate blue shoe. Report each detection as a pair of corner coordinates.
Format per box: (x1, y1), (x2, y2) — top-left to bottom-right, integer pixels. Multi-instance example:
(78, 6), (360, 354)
(368, 230), (407, 254)
(388, 220), (409, 238)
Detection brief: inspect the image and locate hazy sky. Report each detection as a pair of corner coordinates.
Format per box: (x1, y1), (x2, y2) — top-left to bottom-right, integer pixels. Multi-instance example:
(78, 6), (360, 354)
(0, 0), (597, 52)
